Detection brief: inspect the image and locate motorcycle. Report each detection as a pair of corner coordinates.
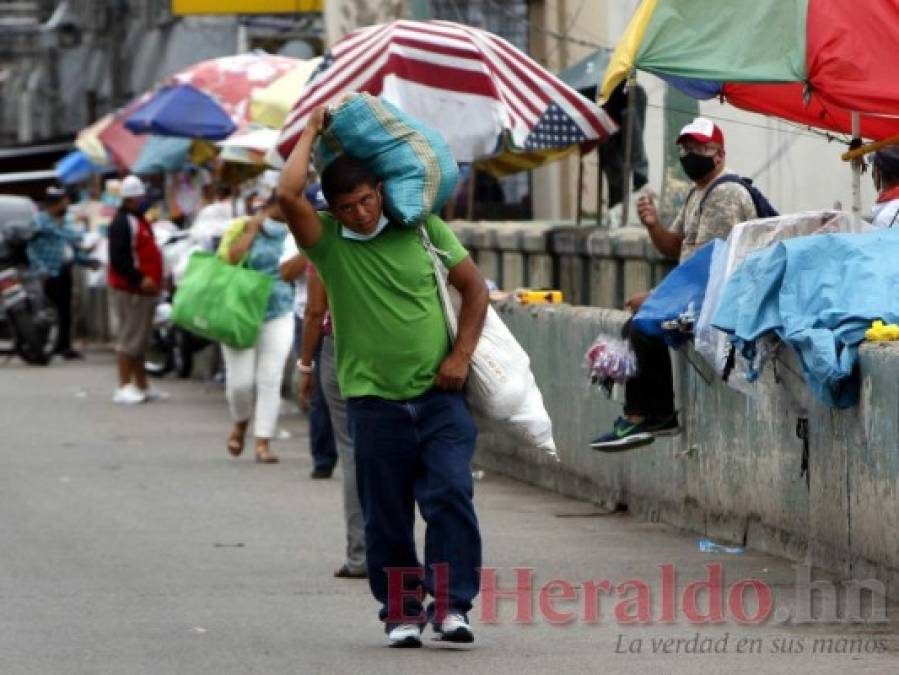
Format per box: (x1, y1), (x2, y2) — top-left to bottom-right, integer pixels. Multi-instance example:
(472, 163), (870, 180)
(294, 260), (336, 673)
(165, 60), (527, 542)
(144, 223), (210, 378)
(0, 196), (58, 365)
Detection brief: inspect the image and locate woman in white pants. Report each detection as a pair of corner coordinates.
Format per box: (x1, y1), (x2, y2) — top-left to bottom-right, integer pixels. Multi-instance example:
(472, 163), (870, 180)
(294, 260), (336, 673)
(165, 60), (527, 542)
(219, 197), (305, 463)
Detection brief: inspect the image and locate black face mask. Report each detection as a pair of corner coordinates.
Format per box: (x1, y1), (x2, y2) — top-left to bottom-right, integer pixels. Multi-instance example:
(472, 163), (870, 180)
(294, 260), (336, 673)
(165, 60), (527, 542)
(680, 152), (716, 181)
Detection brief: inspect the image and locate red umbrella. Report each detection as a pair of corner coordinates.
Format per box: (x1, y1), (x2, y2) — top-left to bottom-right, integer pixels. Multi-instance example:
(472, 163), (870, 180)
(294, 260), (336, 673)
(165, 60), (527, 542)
(722, 83), (899, 141)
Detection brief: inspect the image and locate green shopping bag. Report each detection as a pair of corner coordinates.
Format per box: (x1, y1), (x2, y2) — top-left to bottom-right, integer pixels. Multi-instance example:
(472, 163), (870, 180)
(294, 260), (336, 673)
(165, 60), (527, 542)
(172, 251), (274, 349)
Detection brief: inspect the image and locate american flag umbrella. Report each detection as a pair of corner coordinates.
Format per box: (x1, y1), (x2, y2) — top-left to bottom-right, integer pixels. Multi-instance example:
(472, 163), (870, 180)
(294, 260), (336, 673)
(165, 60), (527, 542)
(275, 20), (618, 171)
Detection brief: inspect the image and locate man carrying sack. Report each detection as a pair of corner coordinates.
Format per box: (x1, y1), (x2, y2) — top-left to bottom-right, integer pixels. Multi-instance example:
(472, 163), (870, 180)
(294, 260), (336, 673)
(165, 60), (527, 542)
(278, 106), (488, 648)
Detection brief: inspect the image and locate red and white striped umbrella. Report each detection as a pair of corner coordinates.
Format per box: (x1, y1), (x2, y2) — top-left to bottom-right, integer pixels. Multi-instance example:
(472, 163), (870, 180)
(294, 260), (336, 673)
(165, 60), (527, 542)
(275, 20), (617, 166)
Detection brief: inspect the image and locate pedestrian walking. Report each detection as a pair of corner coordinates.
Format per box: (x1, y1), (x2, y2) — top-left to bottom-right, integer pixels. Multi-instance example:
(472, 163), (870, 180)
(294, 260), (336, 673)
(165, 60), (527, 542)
(218, 194), (304, 464)
(278, 107), (489, 648)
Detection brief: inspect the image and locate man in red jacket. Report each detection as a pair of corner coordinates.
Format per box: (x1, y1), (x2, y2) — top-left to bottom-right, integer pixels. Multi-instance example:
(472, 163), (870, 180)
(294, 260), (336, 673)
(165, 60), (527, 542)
(107, 175), (164, 405)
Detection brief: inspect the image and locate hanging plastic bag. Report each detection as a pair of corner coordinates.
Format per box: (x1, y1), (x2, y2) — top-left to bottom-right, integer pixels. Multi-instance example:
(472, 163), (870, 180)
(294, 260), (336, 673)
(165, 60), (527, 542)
(585, 336), (638, 397)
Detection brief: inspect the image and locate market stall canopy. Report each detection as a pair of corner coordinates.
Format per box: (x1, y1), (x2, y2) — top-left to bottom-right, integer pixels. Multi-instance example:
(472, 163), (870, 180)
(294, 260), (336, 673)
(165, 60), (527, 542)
(217, 127), (279, 165)
(93, 96), (192, 174)
(98, 94), (154, 170)
(275, 20), (617, 173)
(55, 150), (109, 185)
(74, 114), (114, 166)
(125, 84), (237, 140)
(131, 136), (193, 175)
(600, 0), (899, 140)
(249, 57), (322, 129)
(124, 52), (299, 140)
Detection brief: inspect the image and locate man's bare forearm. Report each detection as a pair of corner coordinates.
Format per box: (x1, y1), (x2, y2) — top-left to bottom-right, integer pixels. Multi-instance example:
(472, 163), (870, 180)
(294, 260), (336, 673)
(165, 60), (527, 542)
(453, 282), (488, 360)
(646, 222), (683, 259)
(277, 127), (322, 249)
(279, 130), (315, 204)
(300, 310), (324, 367)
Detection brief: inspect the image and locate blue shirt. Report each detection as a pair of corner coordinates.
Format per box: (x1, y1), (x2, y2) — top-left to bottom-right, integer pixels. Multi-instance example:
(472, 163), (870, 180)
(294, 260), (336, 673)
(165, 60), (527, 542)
(246, 219), (295, 321)
(27, 211), (90, 277)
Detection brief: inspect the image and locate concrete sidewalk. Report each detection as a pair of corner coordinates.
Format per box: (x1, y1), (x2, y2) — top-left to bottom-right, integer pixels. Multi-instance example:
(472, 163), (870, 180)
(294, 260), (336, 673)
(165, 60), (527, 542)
(1, 350), (897, 675)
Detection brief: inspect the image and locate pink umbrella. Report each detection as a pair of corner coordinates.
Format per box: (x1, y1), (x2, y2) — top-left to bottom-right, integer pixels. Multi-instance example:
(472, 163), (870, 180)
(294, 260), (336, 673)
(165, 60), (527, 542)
(98, 93), (153, 170)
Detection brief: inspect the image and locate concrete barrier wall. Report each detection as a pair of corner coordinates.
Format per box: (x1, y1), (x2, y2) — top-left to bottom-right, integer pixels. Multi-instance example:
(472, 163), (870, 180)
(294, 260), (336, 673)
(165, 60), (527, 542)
(476, 301), (899, 596)
(449, 221), (675, 308)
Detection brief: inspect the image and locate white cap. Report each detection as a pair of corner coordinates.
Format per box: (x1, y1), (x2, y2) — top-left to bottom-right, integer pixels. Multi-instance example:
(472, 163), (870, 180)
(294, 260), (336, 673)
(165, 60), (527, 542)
(120, 175), (146, 199)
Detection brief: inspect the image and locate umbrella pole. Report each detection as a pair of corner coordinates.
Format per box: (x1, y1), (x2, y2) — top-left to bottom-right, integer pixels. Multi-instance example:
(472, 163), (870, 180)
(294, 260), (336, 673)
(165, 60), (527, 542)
(620, 73), (638, 227)
(596, 146), (604, 226)
(576, 155), (583, 225)
(851, 111), (862, 216)
(466, 165), (477, 221)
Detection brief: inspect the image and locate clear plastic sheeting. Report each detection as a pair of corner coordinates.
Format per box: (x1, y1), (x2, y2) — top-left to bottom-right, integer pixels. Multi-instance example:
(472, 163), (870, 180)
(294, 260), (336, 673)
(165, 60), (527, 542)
(695, 210), (871, 398)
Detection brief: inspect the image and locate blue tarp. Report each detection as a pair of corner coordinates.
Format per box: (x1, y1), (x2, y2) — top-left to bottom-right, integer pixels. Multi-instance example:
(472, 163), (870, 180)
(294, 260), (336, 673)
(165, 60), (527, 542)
(633, 239), (721, 347)
(125, 84), (236, 140)
(712, 229), (899, 408)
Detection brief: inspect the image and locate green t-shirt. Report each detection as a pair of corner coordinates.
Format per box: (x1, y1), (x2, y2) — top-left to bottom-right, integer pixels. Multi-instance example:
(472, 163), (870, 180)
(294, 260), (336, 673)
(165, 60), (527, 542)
(306, 212), (468, 400)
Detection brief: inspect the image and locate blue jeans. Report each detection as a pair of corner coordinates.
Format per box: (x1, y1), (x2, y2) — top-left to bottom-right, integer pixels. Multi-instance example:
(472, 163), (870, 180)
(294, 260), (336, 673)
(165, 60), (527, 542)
(347, 389), (482, 627)
(294, 316), (337, 472)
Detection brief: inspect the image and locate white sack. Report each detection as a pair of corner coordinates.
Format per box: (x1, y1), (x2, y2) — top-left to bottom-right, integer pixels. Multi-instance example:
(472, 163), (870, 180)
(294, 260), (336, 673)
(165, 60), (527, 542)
(421, 228), (558, 459)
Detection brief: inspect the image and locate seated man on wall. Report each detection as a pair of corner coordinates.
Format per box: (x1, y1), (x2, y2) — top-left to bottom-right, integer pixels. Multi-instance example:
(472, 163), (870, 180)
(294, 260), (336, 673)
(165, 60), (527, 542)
(590, 118), (759, 452)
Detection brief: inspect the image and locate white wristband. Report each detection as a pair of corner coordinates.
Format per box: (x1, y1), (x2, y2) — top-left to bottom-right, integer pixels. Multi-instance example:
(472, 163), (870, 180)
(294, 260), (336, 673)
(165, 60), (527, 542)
(296, 360), (315, 374)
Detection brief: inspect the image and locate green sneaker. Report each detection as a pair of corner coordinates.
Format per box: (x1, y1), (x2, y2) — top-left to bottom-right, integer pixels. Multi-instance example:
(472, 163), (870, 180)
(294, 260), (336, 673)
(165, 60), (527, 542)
(644, 413), (680, 438)
(590, 417), (656, 452)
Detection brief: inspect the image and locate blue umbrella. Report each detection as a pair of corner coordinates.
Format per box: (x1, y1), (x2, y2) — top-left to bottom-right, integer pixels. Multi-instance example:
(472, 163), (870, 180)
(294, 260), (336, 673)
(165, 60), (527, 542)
(131, 135), (192, 175)
(124, 84), (237, 140)
(55, 149), (107, 184)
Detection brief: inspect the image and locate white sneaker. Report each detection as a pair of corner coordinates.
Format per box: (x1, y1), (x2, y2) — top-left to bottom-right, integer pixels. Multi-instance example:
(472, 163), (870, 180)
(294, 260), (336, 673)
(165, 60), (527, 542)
(143, 387), (170, 402)
(387, 623), (422, 648)
(113, 384), (146, 405)
(434, 614), (474, 643)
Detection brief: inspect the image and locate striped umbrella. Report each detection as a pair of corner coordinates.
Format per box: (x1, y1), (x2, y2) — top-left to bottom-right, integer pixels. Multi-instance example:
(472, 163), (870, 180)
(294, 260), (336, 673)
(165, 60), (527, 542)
(275, 20), (617, 173)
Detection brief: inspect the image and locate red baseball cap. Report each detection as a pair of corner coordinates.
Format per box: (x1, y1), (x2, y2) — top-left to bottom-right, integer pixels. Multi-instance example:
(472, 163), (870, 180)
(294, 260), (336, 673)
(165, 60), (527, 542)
(677, 117), (724, 147)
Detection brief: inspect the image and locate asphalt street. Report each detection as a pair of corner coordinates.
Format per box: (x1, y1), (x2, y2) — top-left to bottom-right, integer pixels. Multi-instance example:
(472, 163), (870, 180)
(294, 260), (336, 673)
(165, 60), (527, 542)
(2, 350), (898, 675)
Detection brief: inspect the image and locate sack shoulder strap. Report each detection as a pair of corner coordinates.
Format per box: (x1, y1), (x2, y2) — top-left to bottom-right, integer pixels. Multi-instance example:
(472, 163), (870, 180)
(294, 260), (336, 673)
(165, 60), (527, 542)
(419, 224), (458, 339)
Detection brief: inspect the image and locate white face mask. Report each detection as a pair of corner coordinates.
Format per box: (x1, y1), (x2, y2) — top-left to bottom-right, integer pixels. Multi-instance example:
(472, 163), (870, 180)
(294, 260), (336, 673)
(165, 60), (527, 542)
(341, 213), (389, 242)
